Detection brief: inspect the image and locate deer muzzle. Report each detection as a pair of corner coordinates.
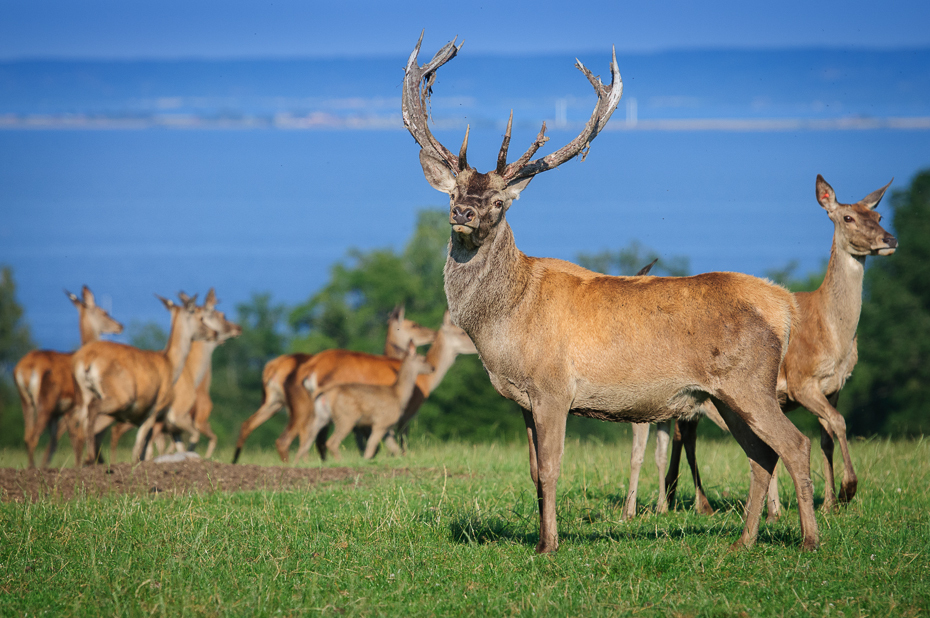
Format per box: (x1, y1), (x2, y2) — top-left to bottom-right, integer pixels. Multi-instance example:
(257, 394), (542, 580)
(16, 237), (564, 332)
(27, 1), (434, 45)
(875, 235), (898, 256)
(451, 205), (477, 233)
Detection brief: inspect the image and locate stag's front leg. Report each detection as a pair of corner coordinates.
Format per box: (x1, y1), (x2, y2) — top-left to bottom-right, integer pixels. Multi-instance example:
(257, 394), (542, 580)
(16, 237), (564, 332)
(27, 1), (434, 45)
(521, 409), (539, 487)
(529, 396), (568, 554)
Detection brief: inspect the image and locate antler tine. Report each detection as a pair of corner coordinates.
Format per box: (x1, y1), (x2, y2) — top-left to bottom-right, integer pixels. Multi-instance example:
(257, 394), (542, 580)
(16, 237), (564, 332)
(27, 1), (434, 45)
(402, 31), (464, 173)
(504, 122), (549, 177)
(504, 47), (622, 181)
(458, 125), (470, 171)
(496, 111), (514, 174)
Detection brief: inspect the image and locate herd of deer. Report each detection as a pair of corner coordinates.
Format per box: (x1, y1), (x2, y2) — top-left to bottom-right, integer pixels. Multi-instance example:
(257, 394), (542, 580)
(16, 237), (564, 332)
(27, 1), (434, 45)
(14, 33), (899, 554)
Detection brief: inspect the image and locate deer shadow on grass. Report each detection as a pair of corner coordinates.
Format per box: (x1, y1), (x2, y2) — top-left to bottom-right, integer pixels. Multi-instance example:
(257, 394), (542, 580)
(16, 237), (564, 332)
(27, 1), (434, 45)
(446, 503), (811, 550)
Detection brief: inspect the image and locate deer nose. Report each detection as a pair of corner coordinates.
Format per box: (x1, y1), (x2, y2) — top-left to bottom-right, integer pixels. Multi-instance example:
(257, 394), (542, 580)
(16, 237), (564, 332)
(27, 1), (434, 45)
(885, 235), (898, 249)
(452, 206), (475, 225)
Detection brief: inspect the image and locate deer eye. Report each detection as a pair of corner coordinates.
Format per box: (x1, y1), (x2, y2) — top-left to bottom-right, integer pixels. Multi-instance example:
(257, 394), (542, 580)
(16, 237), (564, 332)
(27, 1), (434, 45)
(843, 215), (854, 223)
(493, 200), (504, 208)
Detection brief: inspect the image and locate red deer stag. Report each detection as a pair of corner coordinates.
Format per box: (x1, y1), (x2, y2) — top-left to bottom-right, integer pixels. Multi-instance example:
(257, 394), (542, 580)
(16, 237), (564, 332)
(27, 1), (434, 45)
(665, 174), (897, 520)
(309, 341), (434, 460)
(291, 310), (477, 462)
(403, 33), (818, 553)
(72, 295), (216, 463)
(232, 305), (436, 463)
(14, 286), (123, 467)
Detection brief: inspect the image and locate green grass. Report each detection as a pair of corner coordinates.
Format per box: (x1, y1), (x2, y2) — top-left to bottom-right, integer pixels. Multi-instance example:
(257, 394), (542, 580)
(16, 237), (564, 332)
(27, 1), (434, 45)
(1, 437), (928, 616)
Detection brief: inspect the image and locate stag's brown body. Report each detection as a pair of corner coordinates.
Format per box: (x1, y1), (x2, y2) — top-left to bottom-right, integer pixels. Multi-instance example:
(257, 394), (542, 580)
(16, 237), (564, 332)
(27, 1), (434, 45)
(14, 287), (123, 467)
(403, 33), (818, 553)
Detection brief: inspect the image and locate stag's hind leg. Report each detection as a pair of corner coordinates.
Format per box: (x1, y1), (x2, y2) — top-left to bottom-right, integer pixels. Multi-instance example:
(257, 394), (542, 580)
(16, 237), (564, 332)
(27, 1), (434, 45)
(711, 397), (779, 550)
(716, 392), (818, 551)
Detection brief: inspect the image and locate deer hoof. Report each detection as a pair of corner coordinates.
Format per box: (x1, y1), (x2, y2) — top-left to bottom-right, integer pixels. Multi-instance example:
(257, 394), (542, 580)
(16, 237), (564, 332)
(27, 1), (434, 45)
(535, 539), (559, 554)
(802, 537), (820, 552)
(838, 479), (857, 503)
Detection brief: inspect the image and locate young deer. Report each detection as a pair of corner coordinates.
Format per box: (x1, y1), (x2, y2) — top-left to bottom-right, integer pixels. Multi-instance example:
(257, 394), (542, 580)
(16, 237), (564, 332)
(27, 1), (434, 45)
(292, 310), (477, 462)
(309, 341), (434, 460)
(72, 295), (216, 463)
(232, 305), (436, 463)
(14, 286), (123, 467)
(404, 33), (818, 553)
(664, 175), (898, 520)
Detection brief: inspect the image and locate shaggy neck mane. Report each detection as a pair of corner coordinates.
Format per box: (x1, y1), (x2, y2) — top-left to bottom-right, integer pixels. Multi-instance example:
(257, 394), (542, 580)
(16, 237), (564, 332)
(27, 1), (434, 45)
(444, 219), (530, 339)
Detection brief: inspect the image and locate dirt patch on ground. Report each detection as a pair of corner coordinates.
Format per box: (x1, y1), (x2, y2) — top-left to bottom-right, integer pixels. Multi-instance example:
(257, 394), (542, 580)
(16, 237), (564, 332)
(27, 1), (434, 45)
(0, 460), (409, 503)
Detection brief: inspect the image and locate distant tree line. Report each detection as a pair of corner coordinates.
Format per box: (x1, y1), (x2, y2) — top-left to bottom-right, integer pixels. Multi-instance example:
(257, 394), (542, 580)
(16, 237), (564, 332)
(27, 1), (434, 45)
(1, 169), (928, 449)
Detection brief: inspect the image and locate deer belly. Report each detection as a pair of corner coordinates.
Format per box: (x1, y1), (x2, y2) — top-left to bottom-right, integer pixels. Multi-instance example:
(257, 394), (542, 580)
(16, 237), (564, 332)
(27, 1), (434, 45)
(570, 382), (707, 424)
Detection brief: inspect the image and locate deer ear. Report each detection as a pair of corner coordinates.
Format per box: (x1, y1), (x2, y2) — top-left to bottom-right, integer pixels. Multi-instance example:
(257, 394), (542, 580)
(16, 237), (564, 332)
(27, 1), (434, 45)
(816, 175), (838, 212)
(419, 150), (457, 194)
(442, 310), (453, 326)
(860, 178), (893, 211)
(156, 294), (175, 310)
(205, 287), (218, 309)
(82, 285), (96, 307)
(65, 289), (82, 307)
(505, 176), (533, 201)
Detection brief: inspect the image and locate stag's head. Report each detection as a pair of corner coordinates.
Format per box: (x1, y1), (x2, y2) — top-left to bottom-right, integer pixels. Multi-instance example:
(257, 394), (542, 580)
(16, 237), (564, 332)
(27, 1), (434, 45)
(403, 33), (622, 250)
(816, 175), (897, 257)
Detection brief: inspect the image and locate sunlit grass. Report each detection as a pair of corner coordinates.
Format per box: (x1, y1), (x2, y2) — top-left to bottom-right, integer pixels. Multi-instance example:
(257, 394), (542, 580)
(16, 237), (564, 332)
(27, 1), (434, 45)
(1, 437), (928, 616)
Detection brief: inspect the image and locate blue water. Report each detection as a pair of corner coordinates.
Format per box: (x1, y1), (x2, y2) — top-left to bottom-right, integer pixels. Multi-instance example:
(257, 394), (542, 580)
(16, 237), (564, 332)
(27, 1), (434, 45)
(1, 127), (927, 350)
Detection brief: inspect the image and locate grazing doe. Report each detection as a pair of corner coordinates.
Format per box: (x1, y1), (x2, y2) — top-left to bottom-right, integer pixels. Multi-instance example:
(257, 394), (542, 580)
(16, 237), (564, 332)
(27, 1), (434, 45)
(14, 286), (123, 467)
(403, 33), (818, 553)
(310, 341), (434, 459)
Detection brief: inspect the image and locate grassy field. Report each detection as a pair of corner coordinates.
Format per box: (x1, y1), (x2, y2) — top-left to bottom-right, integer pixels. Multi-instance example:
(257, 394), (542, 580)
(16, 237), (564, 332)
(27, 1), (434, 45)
(1, 436), (928, 616)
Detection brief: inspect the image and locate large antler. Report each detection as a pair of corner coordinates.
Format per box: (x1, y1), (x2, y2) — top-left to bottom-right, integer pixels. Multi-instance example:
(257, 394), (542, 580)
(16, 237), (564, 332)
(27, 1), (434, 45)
(402, 31), (465, 173)
(501, 48), (623, 182)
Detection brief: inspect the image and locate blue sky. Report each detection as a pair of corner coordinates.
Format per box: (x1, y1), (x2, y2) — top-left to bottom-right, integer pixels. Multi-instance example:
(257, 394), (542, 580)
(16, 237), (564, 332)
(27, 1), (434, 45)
(2, 0), (930, 59)
(2, 1), (930, 349)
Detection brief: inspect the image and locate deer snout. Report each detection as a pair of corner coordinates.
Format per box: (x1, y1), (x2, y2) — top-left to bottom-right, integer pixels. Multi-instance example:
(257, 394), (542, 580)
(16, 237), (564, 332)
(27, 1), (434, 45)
(876, 234), (898, 256)
(452, 206), (476, 226)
